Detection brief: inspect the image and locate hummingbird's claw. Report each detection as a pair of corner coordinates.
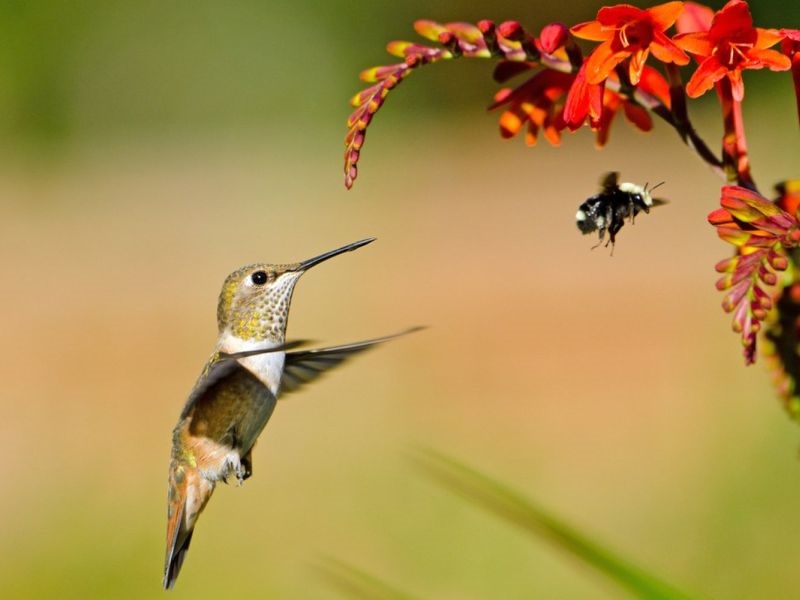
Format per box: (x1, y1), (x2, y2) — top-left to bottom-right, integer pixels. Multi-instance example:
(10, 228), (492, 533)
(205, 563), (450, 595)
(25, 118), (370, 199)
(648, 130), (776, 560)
(241, 451), (253, 480)
(233, 459), (246, 486)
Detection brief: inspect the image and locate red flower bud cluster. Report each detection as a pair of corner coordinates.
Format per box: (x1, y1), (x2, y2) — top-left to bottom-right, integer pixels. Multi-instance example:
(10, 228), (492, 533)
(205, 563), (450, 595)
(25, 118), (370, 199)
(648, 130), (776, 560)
(709, 186), (800, 363)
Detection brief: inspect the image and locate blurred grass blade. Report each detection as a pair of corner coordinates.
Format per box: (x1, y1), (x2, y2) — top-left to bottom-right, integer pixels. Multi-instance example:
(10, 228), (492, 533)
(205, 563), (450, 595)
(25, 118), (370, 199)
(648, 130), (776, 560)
(413, 448), (699, 600)
(315, 556), (421, 600)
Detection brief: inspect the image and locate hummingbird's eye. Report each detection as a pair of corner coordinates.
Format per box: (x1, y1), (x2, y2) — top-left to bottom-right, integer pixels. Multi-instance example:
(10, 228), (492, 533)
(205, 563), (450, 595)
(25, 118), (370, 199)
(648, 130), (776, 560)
(251, 271), (268, 285)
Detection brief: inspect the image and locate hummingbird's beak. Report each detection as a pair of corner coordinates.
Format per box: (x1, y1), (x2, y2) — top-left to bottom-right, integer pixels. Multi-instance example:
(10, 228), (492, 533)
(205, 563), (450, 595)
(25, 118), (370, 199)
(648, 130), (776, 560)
(292, 238), (376, 272)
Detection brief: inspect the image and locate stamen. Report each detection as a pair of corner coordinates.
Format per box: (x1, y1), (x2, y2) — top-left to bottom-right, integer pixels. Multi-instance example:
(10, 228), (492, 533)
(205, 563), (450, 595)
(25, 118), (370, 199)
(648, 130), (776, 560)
(731, 42), (752, 61)
(726, 42), (753, 66)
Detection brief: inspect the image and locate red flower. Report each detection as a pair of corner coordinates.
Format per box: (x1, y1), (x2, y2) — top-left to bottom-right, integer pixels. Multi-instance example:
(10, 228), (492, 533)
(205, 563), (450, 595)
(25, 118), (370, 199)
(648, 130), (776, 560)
(594, 86), (654, 146)
(490, 64), (667, 148)
(571, 1), (688, 86)
(674, 0), (790, 101)
(490, 69), (573, 146)
(709, 185), (800, 364)
(563, 63), (604, 129)
(563, 63), (670, 135)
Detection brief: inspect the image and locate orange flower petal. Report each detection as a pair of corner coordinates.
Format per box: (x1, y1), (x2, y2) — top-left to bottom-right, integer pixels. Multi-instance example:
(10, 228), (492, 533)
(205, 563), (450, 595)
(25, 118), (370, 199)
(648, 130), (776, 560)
(589, 79), (605, 120)
(686, 55), (727, 97)
(650, 30), (690, 64)
(585, 40), (629, 84)
(543, 113), (562, 145)
(709, 207), (734, 226)
(499, 109), (525, 138)
(727, 68), (745, 102)
(623, 100), (653, 131)
(639, 65), (671, 106)
(711, 1), (754, 41)
(647, 1), (685, 29)
(673, 32), (713, 56)
(776, 180), (800, 216)
(594, 113), (616, 146)
(524, 120), (539, 146)
(564, 64), (590, 126)
(570, 20), (610, 41)
(755, 27), (784, 49)
(591, 91), (618, 147)
(597, 4), (646, 27)
(748, 48), (791, 71)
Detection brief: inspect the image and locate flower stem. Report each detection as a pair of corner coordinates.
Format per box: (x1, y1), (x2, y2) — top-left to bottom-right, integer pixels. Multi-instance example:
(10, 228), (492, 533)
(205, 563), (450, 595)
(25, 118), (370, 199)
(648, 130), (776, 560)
(717, 78), (756, 191)
(657, 64), (726, 179)
(549, 59), (725, 178)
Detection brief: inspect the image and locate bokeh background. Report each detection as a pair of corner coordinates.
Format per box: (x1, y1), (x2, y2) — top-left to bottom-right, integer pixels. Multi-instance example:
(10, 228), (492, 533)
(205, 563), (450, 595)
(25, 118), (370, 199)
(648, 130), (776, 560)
(2, 1), (800, 598)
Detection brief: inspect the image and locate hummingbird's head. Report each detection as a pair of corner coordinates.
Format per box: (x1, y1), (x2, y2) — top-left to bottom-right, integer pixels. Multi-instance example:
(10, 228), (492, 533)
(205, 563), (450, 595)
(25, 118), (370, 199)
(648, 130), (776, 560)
(216, 238), (375, 343)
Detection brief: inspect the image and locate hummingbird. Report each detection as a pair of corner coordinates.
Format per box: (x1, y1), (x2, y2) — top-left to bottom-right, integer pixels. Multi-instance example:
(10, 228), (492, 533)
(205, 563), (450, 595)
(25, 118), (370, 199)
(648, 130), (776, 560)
(164, 238), (415, 589)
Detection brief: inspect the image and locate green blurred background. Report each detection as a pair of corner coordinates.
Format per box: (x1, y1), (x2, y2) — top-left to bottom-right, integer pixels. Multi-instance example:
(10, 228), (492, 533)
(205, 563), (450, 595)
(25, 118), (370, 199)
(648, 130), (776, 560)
(2, 0), (800, 598)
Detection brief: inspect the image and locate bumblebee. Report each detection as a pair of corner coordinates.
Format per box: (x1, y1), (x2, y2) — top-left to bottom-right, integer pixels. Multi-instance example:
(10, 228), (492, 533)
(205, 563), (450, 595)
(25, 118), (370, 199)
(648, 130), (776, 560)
(576, 172), (667, 249)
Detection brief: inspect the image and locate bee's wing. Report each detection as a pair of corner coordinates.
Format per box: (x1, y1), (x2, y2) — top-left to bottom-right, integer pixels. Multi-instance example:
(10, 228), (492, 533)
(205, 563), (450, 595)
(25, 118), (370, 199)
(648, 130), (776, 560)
(600, 171), (620, 191)
(279, 327), (422, 396)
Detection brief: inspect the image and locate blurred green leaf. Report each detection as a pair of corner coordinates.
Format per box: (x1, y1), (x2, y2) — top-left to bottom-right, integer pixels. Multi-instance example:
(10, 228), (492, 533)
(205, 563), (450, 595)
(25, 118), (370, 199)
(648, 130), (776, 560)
(413, 448), (699, 600)
(315, 556), (420, 600)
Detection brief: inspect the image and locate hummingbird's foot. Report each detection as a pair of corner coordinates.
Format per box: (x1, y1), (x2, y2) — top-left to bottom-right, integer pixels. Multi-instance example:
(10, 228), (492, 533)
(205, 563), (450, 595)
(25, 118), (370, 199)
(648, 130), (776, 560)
(231, 456), (247, 486)
(241, 451), (253, 481)
(231, 464), (246, 486)
(218, 451), (247, 486)
(234, 467), (245, 486)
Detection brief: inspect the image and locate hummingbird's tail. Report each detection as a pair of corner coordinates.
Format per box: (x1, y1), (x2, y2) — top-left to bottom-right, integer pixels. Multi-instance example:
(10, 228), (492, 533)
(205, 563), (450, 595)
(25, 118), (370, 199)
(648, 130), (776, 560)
(163, 461), (215, 590)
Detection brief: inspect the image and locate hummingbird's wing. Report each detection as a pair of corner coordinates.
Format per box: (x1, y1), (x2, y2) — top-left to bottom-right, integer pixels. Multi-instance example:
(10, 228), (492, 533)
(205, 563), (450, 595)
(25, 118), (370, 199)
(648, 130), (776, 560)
(179, 340), (311, 419)
(279, 327), (422, 395)
(218, 339), (312, 360)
